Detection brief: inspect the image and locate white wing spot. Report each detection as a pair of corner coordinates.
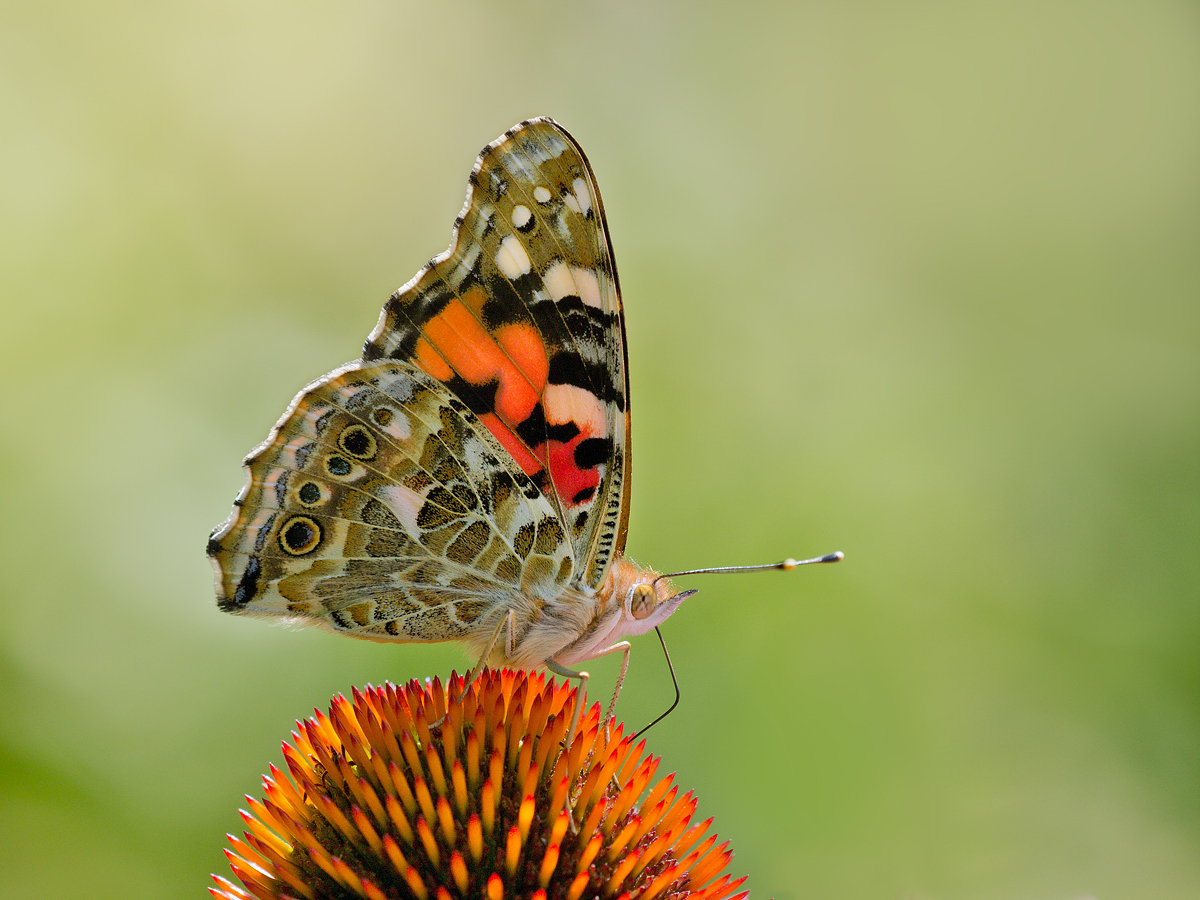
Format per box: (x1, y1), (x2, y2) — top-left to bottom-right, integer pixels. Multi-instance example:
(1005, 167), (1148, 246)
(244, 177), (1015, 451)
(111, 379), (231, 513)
(495, 235), (532, 278)
(564, 192), (581, 214)
(533, 186), (552, 204)
(544, 383), (607, 435)
(572, 178), (592, 216)
(544, 261), (603, 309)
(511, 205), (532, 229)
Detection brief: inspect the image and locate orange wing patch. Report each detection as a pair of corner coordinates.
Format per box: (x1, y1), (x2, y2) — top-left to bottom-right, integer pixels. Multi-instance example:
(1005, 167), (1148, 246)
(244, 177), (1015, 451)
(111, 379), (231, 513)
(411, 285), (550, 477)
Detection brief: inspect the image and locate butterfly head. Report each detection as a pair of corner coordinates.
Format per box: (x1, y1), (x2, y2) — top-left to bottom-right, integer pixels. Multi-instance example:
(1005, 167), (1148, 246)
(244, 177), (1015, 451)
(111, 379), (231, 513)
(613, 568), (697, 638)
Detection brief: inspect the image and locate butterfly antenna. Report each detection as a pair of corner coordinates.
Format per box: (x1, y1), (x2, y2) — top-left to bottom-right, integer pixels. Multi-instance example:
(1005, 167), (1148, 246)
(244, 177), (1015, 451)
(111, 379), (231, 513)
(631, 626), (680, 741)
(653, 551), (844, 588)
(633, 552), (843, 740)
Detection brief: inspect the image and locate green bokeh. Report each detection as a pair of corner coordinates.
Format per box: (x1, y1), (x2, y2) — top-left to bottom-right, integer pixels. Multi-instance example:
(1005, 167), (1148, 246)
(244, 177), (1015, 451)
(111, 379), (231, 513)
(2, 1), (1197, 897)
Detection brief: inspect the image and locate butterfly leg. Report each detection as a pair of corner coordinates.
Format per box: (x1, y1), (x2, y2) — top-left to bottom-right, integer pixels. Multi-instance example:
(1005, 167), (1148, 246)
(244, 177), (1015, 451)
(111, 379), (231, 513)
(547, 638), (634, 744)
(544, 657), (590, 759)
(435, 612), (514, 729)
(600, 641), (632, 736)
(547, 640), (633, 830)
(544, 657), (590, 833)
(586, 641), (637, 803)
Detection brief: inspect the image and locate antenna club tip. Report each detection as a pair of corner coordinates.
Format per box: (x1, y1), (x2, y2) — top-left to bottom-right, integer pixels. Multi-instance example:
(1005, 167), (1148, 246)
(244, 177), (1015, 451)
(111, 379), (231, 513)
(780, 551), (844, 569)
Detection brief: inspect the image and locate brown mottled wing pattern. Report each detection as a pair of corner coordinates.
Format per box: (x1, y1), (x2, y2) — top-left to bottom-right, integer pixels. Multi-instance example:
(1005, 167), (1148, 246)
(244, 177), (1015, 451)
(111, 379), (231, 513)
(362, 118), (631, 590)
(207, 360), (574, 646)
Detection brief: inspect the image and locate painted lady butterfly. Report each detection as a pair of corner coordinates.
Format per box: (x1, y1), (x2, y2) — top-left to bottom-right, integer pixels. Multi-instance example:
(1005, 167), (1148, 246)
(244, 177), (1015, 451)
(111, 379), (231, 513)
(208, 118), (690, 691)
(208, 118), (839, 696)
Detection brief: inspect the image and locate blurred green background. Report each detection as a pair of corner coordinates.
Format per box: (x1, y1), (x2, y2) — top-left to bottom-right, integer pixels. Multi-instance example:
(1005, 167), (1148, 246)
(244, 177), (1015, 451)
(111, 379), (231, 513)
(2, 1), (1197, 897)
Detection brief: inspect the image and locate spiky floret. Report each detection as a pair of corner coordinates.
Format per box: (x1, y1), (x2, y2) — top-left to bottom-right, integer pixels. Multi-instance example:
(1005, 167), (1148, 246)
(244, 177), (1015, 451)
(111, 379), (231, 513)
(213, 669), (748, 900)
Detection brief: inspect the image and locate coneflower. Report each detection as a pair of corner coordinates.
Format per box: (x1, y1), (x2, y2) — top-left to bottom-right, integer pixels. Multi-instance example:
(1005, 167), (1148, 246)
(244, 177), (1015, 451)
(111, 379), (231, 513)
(212, 669), (749, 900)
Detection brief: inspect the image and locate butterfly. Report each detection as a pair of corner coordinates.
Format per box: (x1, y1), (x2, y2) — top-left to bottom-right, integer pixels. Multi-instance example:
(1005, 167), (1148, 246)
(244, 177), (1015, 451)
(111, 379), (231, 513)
(208, 118), (703, 700)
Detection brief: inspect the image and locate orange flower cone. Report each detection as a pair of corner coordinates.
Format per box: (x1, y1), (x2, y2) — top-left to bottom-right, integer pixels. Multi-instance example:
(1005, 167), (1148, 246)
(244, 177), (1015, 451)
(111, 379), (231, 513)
(212, 668), (750, 900)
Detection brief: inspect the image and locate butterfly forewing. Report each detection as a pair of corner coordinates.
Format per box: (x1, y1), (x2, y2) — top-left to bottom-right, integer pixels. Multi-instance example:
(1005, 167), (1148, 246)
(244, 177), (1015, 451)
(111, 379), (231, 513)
(363, 119), (630, 590)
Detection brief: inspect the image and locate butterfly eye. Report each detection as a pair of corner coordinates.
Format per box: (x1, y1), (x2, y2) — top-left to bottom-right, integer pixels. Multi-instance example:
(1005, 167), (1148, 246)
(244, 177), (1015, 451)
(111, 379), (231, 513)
(279, 516), (321, 556)
(338, 424), (378, 460)
(629, 583), (657, 620)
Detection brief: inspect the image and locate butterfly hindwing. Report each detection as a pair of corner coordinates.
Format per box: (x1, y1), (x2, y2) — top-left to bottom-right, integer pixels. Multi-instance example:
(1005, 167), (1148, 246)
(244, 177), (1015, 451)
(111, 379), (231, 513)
(208, 360), (575, 645)
(363, 118), (631, 590)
